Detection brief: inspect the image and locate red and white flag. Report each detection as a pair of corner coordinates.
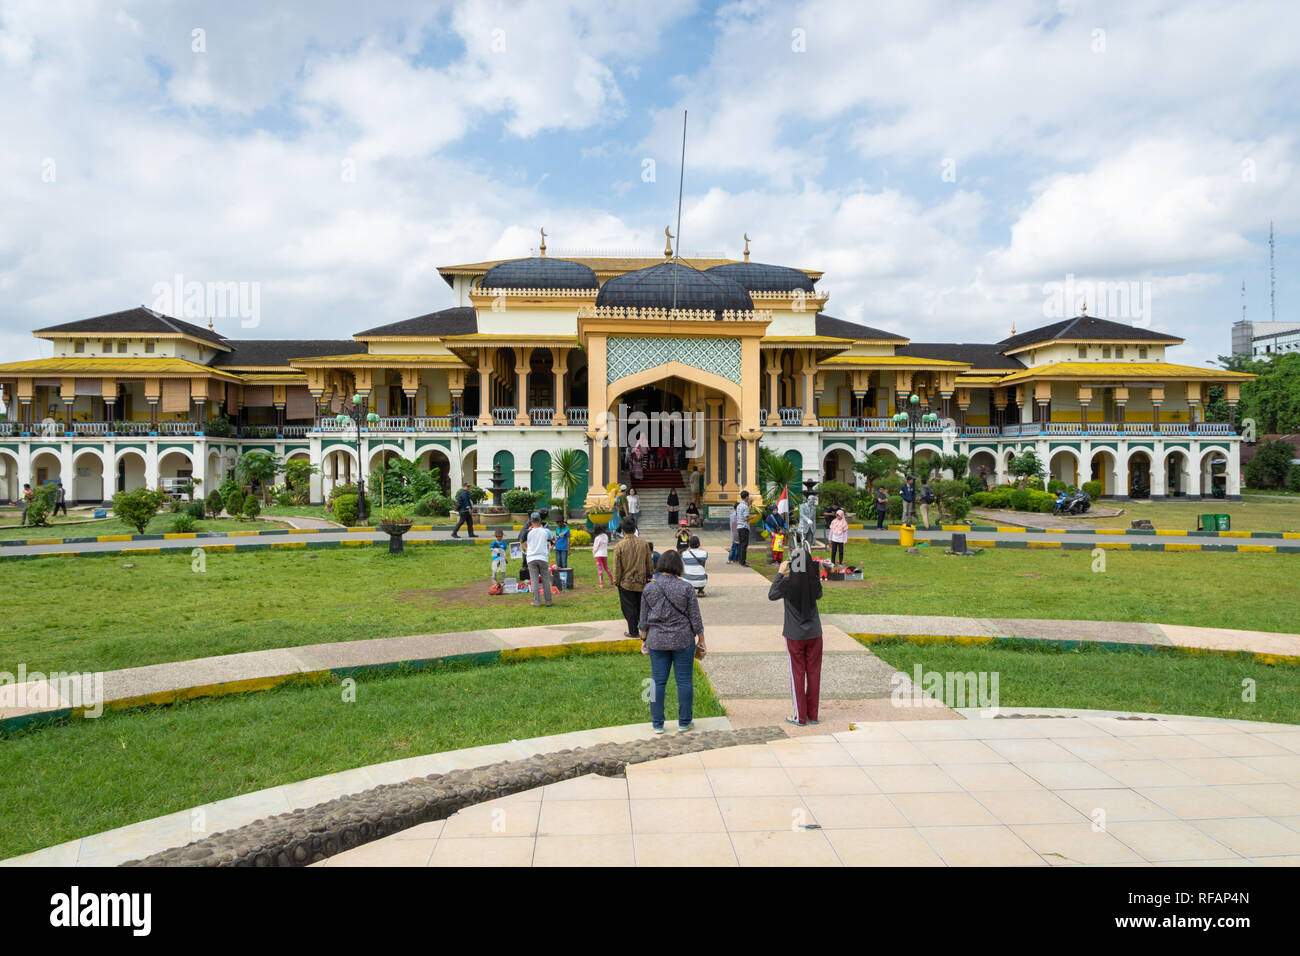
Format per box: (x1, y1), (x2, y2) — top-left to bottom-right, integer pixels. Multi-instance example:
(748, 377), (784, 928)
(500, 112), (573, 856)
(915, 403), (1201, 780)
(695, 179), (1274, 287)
(776, 485), (789, 516)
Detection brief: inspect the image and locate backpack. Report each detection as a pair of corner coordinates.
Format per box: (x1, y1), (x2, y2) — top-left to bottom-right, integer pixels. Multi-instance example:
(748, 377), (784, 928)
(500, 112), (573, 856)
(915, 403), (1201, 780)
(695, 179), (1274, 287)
(921, 486), (935, 504)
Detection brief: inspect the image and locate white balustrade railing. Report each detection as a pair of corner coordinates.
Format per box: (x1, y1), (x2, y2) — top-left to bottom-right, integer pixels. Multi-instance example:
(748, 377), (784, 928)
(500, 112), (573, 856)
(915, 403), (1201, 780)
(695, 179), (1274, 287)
(492, 407), (517, 426)
(779, 407), (803, 425)
(529, 407), (555, 426)
(565, 407), (588, 426)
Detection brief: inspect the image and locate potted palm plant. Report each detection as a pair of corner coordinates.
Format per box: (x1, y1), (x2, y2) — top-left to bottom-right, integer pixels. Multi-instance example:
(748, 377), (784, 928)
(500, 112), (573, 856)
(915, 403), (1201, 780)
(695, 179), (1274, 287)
(377, 505), (414, 554)
(549, 448), (586, 519)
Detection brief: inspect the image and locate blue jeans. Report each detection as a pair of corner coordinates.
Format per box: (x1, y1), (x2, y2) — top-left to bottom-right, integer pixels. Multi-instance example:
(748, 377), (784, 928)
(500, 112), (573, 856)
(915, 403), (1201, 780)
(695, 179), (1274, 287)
(728, 541), (739, 562)
(555, 549), (568, 568)
(648, 645), (695, 729)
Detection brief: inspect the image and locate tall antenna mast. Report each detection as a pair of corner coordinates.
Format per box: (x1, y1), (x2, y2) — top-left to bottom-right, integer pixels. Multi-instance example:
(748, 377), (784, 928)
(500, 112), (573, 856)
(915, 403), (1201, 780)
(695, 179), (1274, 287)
(671, 110), (687, 312)
(1269, 221), (1276, 323)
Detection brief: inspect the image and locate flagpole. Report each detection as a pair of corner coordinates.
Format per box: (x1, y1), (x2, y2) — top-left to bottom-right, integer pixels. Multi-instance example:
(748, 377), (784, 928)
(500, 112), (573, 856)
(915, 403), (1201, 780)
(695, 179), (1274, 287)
(671, 109), (687, 312)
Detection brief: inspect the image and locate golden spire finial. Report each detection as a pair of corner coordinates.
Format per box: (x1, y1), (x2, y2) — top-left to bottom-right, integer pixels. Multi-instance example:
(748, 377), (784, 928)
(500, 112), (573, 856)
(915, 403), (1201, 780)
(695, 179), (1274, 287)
(743, 233), (751, 262)
(664, 226), (674, 259)
(539, 228), (547, 258)
(1081, 299), (1087, 316)
(208, 317), (213, 331)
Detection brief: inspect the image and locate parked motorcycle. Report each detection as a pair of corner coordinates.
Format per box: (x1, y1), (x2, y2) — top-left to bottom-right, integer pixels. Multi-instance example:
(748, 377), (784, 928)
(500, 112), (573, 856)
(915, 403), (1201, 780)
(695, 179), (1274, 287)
(1054, 489), (1092, 515)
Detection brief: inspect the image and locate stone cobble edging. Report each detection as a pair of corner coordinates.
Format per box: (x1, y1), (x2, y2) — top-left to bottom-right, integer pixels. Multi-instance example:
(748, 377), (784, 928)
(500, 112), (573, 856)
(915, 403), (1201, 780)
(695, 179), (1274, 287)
(123, 726), (785, 867)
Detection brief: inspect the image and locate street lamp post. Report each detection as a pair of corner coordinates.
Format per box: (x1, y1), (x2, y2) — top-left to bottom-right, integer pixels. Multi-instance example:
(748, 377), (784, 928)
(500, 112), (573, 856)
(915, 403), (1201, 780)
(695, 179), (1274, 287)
(335, 393), (379, 523)
(892, 392), (939, 476)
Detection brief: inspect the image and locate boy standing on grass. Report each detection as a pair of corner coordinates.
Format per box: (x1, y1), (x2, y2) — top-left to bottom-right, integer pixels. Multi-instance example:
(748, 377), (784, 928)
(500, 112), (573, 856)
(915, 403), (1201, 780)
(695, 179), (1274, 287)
(554, 516), (571, 569)
(490, 529), (508, 585)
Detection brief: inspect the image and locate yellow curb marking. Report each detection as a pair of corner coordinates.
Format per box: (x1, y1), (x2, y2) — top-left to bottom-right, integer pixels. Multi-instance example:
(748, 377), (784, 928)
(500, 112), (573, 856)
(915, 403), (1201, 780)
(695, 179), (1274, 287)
(97, 535), (133, 542)
(1155, 530), (1188, 536)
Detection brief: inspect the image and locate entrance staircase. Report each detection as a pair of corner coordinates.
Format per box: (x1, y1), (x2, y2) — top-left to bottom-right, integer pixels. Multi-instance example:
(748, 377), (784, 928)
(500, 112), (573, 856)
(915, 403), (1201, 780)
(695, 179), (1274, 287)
(622, 468), (684, 531)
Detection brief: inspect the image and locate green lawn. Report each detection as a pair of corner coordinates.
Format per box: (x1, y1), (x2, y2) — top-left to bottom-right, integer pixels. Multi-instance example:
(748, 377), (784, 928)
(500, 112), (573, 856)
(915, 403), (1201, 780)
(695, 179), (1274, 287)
(0, 514), (290, 541)
(0, 545), (623, 672)
(784, 542), (1299, 635)
(0, 654), (723, 861)
(869, 637), (1300, 725)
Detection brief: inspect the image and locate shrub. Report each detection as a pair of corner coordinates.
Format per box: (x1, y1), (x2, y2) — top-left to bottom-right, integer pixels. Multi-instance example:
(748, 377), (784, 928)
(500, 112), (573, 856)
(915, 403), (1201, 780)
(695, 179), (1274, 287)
(853, 496), (877, 523)
(1024, 477), (1046, 492)
(549, 497), (566, 512)
(1287, 464), (1300, 493)
(569, 529), (592, 547)
(935, 479), (968, 506)
(205, 490), (224, 518)
(817, 480), (857, 511)
(1048, 478), (1065, 494)
(1081, 480), (1102, 499)
(170, 513), (197, 533)
(113, 487), (169, 534)
(224, 485), (246, 518)
(970, 492), (991, 507)
(333, 494), (359, 527)
(946, 497), (972, 522)
(877, 473), (903, 495)
(167, 497), (186, 514)
(468, 485), (487, 504)
(886, 494), (903, 521)
(377, 505), (413, 526)
(503, 488), (538, 514)
(242, 493), (261, 519)
(185, 500), (206, 520)
(1036, 497), (1056, 513)
(24, 484), (58, 527)
(204, 414), (234, 437)
(1027, 490), (1055, 510)
(283, 458), (317, 504)
(964, 475), (984, 495)
(988, 488), (1013, 509)
(1009, 488), (1030, 511)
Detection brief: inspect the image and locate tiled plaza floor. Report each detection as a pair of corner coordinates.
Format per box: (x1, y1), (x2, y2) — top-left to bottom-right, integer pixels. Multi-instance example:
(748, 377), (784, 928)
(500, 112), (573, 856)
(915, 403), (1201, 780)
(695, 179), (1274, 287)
(321, 715), (1300, 867)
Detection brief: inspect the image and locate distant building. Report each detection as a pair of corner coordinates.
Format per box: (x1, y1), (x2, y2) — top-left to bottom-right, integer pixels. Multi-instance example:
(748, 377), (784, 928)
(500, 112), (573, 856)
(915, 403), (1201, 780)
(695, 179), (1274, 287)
(1251, 326), (1300, 358)
(1233, 319), (1300, 357)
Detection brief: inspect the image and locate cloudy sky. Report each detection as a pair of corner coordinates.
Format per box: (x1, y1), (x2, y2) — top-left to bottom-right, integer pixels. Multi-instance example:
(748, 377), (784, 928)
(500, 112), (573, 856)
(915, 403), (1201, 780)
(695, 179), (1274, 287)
(1, 0), (1297, 366)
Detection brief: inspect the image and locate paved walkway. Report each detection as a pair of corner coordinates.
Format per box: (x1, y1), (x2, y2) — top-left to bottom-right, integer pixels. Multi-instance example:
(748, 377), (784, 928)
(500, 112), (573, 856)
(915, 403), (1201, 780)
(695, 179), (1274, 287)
(321, 712), (1300, 866)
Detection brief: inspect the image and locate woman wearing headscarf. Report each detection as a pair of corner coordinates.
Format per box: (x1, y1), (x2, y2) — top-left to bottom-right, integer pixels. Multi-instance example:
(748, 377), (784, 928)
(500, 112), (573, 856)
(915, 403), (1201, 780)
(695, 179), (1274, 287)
(768, 543), (824, 727)
(828, 509), (849, 565)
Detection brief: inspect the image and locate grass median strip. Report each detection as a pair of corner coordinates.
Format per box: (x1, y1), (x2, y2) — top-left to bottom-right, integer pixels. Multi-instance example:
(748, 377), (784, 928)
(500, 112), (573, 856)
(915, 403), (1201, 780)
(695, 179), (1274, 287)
(0, 653), (723, 862)
(865, 636), (1300, 725)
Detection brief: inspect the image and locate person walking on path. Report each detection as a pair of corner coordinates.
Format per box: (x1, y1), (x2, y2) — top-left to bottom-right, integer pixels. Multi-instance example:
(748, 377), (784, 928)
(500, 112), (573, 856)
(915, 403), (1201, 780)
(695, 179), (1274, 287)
(525, 513), (555, 607)
(592, 524), (611, 587)
(638, 549), (706, 734)
(734, 490), (752, 566)
(874, 486), (888, 531)
(53, 481), (68, 517)
(666, 487), (679, 527)
(451, 482), (476, 538)
(901, 476), (916, 526)
(688, 465), (703, 506)
(611, 516), (653, 637)
(769, 544), (824, 727)
(918, 479), (935, 528)
(828, 508), (848, 564)
(19, 483), (32, 526)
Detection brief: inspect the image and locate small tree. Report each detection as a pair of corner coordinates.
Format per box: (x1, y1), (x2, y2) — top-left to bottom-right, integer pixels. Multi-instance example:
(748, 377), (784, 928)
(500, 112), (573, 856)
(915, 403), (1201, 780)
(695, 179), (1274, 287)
(236, 450), (283, 503)
(224, 484), (246, 518)
(113, 487), (169, 534)
(1244, 439), (1296, 489)
(853, 453), (898, 487)
(205, 489), (224, 518)
(1009, 450), (1046, 488)
(283, 458), (318, 504)
(242, 493), (261, 520)
(550, 448), (587, 512)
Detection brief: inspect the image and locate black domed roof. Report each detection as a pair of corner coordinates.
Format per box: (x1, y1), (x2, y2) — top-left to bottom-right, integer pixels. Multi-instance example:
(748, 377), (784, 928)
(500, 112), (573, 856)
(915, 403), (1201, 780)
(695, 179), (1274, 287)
(705, 261), (816, 294)
(480, 257), (598, 291)
(595, 261), (753, 314)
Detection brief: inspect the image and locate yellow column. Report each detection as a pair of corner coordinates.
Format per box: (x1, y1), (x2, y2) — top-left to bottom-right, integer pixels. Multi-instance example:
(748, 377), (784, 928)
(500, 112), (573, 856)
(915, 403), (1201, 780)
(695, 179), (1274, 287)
(705, 397), (724, 499)
(515, 346), (532, 426)
(765, 354), (781, 426)
(551, 347), (568, 425)
(477, 348), (493, 427)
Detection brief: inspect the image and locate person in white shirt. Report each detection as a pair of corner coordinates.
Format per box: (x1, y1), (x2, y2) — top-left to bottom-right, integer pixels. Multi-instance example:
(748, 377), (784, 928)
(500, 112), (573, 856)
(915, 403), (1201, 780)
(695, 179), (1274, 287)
(734, 491), (752, 566)
(592, 525), (610, 588)
(525, 512), (555, 607)
(627, 488), (640, 525)
(681, 535), (708, 594)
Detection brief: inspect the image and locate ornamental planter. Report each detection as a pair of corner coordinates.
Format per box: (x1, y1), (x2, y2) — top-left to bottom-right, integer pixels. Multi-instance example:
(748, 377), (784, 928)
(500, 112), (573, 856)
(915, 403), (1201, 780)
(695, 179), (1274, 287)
(378, 521), (413, 554)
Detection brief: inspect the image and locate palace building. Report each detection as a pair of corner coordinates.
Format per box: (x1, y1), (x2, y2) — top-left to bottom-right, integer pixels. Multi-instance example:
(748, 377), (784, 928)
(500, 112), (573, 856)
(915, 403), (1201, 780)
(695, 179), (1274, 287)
(0, 236), (1253, 515)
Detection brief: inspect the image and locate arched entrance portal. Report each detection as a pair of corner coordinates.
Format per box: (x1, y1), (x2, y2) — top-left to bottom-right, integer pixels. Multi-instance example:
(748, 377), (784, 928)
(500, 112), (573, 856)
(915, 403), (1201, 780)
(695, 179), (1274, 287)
(1128, 451), (1152, 498)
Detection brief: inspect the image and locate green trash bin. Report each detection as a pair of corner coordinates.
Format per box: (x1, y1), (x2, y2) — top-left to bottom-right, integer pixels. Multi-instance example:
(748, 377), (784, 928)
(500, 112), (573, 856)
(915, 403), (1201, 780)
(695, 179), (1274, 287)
(1198, 513), (1231, 531)
(1215, 514), (1231, 532)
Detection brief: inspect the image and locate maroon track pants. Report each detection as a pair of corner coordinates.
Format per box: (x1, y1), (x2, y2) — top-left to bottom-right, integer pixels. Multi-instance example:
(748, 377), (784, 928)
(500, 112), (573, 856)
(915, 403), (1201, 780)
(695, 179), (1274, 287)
(786, 636), (823, 724)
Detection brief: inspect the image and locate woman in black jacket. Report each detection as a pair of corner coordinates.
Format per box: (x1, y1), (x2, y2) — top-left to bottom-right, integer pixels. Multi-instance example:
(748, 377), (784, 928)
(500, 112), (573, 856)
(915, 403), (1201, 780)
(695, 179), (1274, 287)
(666, 487), (679, 527)
(768, 544), (823, 726)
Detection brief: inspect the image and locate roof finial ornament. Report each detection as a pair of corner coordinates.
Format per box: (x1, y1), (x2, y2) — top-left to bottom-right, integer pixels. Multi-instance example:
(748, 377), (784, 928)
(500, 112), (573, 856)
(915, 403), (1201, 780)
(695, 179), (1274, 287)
(743, 233), (751, 262)
(539, 228), (547, 258)
(1081, 299), (1087, 316)
(208, 316), (213, 331)
(664, 226), (674, 259)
